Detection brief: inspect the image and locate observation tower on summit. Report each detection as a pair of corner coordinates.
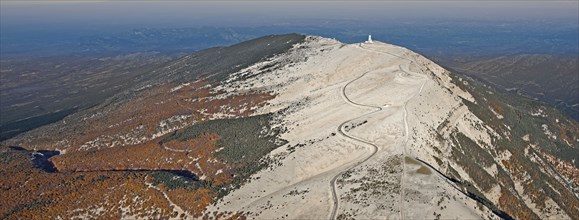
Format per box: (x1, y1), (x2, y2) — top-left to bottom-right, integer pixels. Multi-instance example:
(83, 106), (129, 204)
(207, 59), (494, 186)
(365, 35), (373, 43)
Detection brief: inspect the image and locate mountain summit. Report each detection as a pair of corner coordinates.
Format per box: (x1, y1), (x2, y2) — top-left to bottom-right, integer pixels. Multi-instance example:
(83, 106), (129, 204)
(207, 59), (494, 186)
(2, 34), (577, 219)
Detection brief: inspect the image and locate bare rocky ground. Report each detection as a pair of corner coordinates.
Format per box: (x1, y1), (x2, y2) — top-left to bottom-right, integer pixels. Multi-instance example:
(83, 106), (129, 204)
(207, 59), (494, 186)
(205, 37), (503, 219)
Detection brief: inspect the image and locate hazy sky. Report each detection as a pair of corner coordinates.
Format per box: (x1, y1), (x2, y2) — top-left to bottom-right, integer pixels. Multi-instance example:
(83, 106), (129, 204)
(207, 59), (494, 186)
(2, 1), (578, 29)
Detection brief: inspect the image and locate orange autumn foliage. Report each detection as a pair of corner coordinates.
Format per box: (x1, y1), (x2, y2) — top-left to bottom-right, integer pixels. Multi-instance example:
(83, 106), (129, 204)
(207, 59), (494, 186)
(1, 79), (275, 218)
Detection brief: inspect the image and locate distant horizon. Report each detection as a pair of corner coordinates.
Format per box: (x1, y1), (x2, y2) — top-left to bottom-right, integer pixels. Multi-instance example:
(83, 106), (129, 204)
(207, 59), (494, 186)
(1, 0), (578, 59)
(2, 1), (578, 29)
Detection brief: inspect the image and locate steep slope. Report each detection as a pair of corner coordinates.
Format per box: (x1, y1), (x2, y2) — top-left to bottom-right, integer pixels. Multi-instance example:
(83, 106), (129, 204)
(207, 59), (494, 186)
(406, 54), (579, 220)
(202, 36), (577, 219)
(200, 37), (489, 219)
(1, 35), (577, 219)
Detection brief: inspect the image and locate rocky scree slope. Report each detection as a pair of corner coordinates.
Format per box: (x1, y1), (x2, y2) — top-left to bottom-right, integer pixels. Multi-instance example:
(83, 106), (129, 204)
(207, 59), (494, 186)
(205, 36), (578, 220)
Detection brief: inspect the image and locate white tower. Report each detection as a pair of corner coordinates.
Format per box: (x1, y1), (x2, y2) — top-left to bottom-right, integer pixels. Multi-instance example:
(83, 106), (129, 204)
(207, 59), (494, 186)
(366, 35), (373, 43)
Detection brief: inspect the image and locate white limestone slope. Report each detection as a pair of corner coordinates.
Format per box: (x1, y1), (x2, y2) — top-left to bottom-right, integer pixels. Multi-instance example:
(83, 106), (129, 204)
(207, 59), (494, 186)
(206, 36), (499, 219)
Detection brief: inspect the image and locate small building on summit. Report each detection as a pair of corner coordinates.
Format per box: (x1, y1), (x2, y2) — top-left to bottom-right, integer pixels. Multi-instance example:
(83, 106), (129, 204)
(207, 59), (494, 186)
(365, 35), (373, 43)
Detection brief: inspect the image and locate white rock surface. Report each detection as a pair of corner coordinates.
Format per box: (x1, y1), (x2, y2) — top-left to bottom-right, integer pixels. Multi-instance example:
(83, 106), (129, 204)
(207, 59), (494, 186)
(205, 36), (501, 219)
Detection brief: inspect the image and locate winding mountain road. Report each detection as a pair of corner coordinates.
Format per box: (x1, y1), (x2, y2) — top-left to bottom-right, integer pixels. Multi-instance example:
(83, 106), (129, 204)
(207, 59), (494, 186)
(329, 43), (427, 220)
(328, 69), (383, 220)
